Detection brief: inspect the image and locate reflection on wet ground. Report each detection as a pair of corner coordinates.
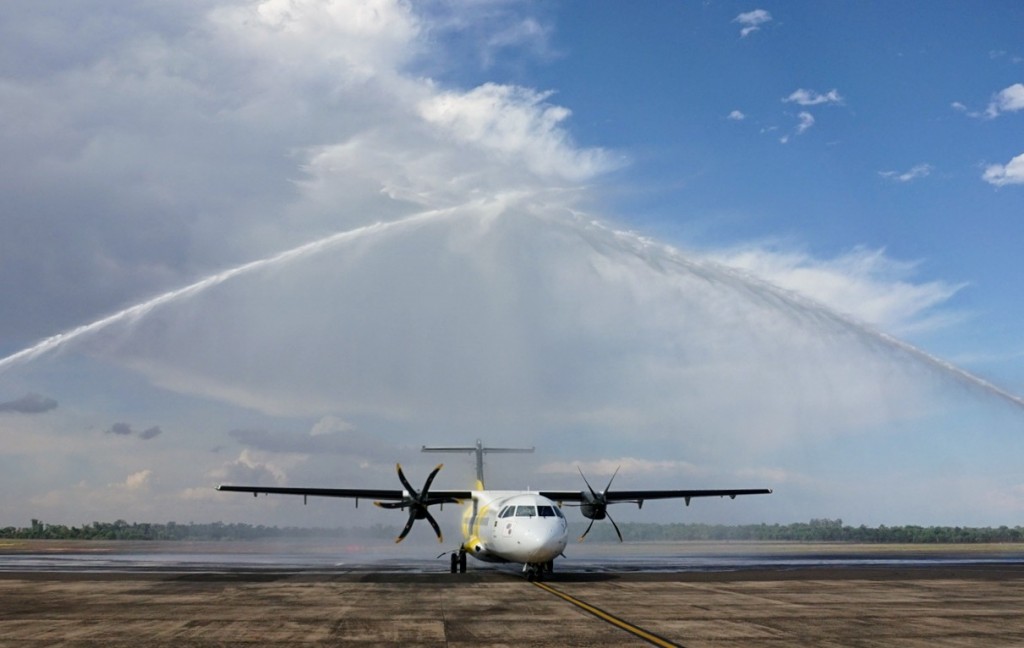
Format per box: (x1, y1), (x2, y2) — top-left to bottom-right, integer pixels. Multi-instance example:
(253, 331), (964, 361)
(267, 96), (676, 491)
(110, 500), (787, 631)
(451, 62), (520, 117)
(3, 540), (1023, 575)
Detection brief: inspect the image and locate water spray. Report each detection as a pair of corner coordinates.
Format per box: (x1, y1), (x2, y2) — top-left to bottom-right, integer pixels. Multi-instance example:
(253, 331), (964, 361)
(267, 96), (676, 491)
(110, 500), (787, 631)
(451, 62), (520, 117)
(0, 209), (456, 373)
(2, 206), (1022, 414)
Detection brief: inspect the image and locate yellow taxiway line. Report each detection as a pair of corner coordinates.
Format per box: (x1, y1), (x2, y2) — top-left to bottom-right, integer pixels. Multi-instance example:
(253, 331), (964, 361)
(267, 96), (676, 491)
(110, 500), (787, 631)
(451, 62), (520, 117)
(532, 580), (680, 648)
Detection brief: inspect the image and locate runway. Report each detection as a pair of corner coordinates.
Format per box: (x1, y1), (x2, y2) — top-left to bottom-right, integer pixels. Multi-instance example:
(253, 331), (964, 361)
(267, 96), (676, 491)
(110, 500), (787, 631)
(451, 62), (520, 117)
(2, 541), (1024, 646)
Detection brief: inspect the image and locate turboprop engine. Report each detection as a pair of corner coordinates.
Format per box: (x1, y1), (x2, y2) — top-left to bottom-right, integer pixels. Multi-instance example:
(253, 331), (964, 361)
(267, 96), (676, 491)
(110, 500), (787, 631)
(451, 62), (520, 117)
(575, 467), (623, 542)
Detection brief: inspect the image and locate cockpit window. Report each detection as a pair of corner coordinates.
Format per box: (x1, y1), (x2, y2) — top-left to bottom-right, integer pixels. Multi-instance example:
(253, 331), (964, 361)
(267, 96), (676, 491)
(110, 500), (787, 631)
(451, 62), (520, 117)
(499, 506), (514, 518)
(537, 505), (556, 517)
(515, 505), (537, 517)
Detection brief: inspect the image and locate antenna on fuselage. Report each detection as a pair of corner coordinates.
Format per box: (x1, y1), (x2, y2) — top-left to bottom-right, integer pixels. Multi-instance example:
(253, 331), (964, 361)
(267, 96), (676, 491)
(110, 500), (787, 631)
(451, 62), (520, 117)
(421, 438), (534, 488)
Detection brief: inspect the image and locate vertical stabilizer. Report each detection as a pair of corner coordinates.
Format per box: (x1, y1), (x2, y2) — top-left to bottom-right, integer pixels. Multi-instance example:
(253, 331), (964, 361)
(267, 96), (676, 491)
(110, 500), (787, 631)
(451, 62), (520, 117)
(421, 439), (534, 488)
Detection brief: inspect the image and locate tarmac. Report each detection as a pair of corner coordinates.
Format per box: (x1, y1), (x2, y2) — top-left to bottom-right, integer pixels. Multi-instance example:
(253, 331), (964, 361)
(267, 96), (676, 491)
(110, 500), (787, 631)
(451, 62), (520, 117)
(2, 543), (1024, 647)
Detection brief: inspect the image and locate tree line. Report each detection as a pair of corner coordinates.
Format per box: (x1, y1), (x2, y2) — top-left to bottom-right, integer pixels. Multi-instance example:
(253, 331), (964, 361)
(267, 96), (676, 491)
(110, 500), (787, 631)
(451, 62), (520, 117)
(574, 518), (1024, 543)
(3, 517), (1023, 543)
(0, 519), (400, 541)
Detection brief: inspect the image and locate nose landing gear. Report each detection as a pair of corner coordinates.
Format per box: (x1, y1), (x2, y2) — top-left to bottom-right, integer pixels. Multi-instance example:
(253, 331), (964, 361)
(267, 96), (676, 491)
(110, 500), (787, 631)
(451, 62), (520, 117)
(524, 560), (554, 581)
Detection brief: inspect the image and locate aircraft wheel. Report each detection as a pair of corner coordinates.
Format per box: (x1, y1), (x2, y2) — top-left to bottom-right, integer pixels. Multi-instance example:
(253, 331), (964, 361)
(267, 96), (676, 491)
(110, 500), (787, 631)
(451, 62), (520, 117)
(450, 552), (458, 574)
(458, 550), (467, 574)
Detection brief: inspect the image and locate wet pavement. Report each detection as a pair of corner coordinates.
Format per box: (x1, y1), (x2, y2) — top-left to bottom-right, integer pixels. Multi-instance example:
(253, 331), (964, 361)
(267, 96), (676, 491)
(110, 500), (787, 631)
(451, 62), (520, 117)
(2, 541), (1024, 646)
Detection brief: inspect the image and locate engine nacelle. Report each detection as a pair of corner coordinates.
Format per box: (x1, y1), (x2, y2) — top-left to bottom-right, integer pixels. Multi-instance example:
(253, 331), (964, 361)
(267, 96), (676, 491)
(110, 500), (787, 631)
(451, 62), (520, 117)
(580, 500), (607, 520)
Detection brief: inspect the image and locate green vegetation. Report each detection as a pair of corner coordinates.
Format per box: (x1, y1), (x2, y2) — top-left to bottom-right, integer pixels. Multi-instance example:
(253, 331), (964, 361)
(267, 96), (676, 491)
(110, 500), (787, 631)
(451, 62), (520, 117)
(2, 517), (1022, 543)
(574, 518), (1024, 544)
(0, 519), (398, 541)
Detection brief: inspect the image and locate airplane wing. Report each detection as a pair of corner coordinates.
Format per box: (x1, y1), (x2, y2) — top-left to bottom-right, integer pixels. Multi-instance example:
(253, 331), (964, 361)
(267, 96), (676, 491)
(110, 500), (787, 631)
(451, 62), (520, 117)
(539, 488), (772, 505)
(216, 485), (473, 503)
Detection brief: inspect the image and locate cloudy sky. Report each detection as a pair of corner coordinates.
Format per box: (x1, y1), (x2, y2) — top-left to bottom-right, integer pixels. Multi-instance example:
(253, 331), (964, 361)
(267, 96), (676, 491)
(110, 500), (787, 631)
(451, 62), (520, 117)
(1, 1), (1023, 534)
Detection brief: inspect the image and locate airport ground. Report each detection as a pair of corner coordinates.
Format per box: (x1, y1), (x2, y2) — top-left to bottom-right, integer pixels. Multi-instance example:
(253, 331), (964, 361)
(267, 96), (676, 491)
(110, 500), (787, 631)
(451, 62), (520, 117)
(2, 541), (1024, 647)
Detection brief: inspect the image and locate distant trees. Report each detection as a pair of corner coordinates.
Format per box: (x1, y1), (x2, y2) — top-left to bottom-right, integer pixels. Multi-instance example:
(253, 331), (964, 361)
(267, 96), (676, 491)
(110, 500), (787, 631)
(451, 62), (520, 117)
(2, 518), (1022, 543)
(0, 520), (399, 541)
(572, 518), (1024, 543)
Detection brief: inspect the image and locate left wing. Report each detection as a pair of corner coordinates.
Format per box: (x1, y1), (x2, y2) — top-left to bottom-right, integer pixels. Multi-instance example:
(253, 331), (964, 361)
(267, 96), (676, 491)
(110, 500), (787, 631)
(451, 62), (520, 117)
(539, 488), (772, 506)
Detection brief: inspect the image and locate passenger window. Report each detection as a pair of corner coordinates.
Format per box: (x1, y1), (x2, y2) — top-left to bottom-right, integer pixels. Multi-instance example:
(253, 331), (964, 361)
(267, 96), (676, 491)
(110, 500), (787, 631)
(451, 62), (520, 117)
(537, 506), (555, 517)
(515, 505), (536, 517)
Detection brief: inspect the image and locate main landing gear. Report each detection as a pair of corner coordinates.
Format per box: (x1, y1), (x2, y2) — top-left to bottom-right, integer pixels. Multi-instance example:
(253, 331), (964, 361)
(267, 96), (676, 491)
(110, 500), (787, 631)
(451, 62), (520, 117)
(524, 560), (554, 582)
(449, 549), (467, 574)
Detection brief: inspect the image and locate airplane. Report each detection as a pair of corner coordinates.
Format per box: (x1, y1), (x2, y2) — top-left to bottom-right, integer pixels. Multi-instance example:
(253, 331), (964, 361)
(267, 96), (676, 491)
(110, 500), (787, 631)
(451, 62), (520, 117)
(217, 440), (772, 580)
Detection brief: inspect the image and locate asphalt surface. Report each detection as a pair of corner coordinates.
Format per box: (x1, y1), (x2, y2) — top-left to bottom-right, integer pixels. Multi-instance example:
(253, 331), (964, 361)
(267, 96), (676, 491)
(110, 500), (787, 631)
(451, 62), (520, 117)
(2, 541), (1024, 647)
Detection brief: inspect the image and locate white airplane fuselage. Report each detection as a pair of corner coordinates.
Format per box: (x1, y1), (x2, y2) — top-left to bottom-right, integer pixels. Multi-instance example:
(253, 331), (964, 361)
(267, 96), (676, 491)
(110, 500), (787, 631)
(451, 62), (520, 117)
(458, 491), (568, 566)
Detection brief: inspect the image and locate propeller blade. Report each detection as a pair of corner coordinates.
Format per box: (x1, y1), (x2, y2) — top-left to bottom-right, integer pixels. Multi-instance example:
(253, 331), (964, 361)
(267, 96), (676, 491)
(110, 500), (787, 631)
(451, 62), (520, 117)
(578, 517), (596, 542)
(396, 463), (416, 496)
(606, 509), (624, 543)
(395, 512), (417, 543)
(424, 510), (444, 543)
(578, 466), (597, 497)
(603, 466), (620, 493)
(421, 463), (444, 495)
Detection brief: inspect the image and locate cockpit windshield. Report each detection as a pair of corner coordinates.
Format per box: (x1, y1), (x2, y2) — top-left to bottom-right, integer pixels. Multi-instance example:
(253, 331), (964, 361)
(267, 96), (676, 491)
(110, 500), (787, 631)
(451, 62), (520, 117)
(501, 503), (565, 519)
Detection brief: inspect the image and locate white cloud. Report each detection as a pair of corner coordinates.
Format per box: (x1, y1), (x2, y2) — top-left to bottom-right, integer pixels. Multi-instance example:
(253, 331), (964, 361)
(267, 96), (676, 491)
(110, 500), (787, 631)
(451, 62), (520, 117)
(0, 0), (619, 354)
(418, 83), (618, 182)
(538, 457), (707, 478)
(211, 450), (288, 486)
(985, 83), (1024, 118)
(779, 111), (815, 143)
(879, 163), (933, 183)
(705, 245), (965, 335)
(784, 88), (844, 106)
(733, 9), (772, 38)
(727, 110), (746, 121)
(119, 469), (152, 491)
(210, 0), (423, 81)
(311, 415), (355, 437)
(482, 17), (555, 67)
(796, 111), (815, 134)
(982, 152), (1024, 186)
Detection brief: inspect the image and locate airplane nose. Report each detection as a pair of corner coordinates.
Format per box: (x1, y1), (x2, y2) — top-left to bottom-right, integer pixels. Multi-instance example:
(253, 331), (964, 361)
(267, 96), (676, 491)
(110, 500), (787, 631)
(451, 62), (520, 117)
(527, 519), (567, 562)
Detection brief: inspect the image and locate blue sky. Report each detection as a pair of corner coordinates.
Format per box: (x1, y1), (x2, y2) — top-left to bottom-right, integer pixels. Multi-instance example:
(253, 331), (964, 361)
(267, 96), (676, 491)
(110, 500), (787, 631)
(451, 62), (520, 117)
(1, 1), (1023, 533)
(486, 2), (1024, 377)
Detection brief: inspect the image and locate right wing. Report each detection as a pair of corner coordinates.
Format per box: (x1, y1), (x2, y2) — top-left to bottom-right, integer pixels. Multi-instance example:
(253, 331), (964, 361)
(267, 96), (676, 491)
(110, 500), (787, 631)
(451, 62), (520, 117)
(539, 487), (773, 505)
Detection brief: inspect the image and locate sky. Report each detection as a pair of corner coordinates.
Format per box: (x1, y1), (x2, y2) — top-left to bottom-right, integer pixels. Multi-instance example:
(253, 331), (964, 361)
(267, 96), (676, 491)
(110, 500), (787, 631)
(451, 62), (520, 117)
(1, 0), (1023, 534)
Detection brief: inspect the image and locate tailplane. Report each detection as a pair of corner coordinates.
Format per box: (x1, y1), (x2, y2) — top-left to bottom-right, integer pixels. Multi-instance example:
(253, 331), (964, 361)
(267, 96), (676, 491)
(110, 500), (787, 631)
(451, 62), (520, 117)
(421, 439), (534, 488)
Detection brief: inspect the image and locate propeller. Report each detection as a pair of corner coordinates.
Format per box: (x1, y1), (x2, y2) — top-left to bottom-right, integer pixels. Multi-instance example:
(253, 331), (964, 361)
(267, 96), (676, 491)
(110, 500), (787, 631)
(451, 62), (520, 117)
(578, 466), (623, 543)
(374, 463), (445, 543)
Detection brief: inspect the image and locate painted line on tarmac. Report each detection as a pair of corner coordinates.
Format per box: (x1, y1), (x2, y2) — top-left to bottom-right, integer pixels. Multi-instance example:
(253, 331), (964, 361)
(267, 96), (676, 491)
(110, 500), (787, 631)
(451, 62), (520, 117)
(532, 580), (681, 648)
